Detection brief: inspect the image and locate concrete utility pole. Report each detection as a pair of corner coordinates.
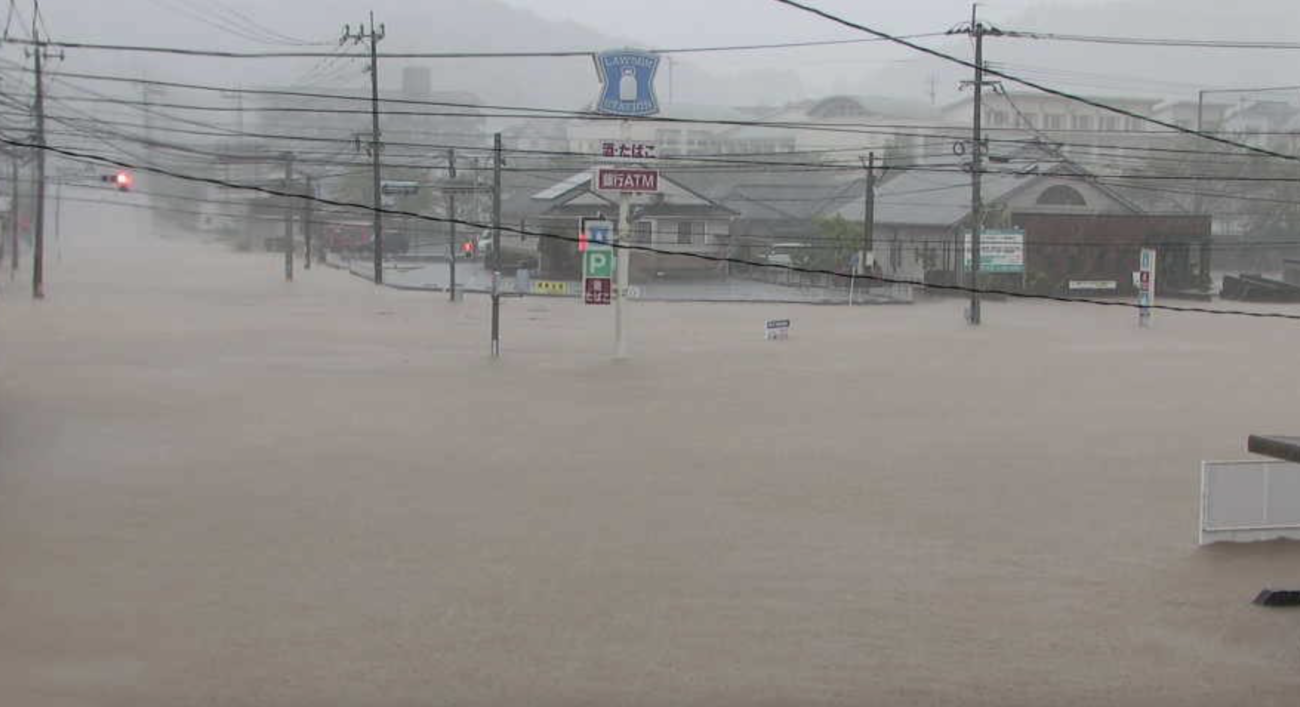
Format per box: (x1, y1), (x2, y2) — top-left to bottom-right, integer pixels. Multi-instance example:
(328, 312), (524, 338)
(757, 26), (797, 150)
(490, 132), (502, 358)
(9, 155), (19, 277)
(851, 151), (876, 305)
(29, 1), (59, 300)
(282, 152), (294, 282)
(342, 13), (385, 284)
(302, 175), (314, 269)
(964, 4), (996, 326)
(447, 147), (457, 301)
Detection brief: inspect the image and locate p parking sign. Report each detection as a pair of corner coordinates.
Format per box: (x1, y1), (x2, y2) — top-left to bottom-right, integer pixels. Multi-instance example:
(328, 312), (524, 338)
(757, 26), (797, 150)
(584, 250), (614, 279)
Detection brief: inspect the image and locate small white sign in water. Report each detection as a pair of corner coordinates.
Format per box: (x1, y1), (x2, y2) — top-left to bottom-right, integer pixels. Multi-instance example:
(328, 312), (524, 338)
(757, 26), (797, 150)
(764, 319), (790, 341)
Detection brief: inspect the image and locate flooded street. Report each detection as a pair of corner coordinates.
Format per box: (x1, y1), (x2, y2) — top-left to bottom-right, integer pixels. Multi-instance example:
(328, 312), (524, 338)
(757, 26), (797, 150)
(3, 222), (1299, 706)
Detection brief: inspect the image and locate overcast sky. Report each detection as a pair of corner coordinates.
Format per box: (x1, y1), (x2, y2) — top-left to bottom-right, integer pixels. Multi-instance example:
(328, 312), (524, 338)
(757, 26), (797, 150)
(26, 0), (1300, 109)
(501, 0), (1072, 44)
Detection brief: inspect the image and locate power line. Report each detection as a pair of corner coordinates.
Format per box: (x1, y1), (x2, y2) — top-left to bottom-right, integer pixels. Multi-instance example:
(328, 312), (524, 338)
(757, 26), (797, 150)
(0, 31), (952, 59)
(9, 133), (1300, 322)
(769, 0), (1300, 164)
(14, 65), (1295, 162)
(1000, 29), (1300, 50)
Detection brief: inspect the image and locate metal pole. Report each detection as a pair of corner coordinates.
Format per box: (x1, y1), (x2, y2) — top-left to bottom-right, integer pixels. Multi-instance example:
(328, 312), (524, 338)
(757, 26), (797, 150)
(447, 147), (457, 301)
(32, 5), (46, 299)
(368, 11), (384, 285)
(968, 6), (984, 325)
(614, 119), (631, 359)
(491, 132), (502, 358)
(283, 152), (294, 281)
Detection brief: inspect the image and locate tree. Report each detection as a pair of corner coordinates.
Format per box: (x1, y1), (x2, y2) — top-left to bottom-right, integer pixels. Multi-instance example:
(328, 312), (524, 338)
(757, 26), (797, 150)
(796, 214), (860, 271)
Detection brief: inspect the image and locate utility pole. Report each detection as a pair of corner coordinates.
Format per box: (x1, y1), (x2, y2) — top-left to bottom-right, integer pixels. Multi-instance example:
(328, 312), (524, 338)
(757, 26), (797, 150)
(490, 132), (502, 358)
(342, 13), (386, 284)
(851, 151), (876, 305)
(29, 1), (56, 300)
(282, 152), (294, 282)
(9, 155), (19, 278)
(966, 5), (990, 325)
(447, 147), (457, 301)
(302, 175), (314, 270)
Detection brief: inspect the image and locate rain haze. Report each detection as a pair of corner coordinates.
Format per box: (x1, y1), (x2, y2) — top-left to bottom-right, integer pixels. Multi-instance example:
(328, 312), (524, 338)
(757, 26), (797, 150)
(2, 1), (1300, 705)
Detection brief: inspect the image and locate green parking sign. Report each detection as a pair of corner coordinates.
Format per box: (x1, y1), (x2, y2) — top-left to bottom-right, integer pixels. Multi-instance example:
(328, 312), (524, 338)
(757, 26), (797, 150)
(584, 250), (614, 278)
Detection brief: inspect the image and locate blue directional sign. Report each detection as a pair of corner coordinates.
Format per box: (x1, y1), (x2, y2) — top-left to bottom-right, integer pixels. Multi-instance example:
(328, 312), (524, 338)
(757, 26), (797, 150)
(594, 50), (661, 117)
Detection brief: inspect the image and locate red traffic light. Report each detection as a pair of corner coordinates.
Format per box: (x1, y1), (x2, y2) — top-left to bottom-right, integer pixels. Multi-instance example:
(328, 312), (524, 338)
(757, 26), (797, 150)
(113, 171), (133, 191)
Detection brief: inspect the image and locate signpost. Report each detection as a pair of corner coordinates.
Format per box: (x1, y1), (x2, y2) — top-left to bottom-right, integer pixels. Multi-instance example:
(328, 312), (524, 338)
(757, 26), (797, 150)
(584, 249), (614, 279)
(593, 50), (661, 117)
(1138, 247), (1157, 327)
(579, 217), (614, 253)
(765, 319), (791, 340)
(594, 168), (660, 193)
(593, 49), (661, 359)
(379, 180), (419, 196)
(584, 277), (612, 305)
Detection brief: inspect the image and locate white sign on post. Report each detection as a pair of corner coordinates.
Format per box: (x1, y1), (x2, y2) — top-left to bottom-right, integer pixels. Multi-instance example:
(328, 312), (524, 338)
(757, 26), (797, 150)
(1138, 248), (1156, 327)
(963, 229), (1025, 273)
(764, 319), (791, 340)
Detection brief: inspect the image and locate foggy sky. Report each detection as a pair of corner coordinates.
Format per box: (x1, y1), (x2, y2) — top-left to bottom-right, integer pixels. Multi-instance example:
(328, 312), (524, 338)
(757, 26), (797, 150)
(22, 0), (1300, 109)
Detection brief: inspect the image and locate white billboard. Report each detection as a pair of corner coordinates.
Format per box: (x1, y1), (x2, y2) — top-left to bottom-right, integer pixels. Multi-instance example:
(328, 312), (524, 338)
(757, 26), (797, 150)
(963, 229), (1025, 273)
(1199, 460), (1300, 544)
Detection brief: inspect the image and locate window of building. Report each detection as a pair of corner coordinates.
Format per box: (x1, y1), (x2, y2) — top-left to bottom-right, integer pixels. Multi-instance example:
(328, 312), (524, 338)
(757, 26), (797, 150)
(1100, 116), (1119, 131)
(634, 221), (652, 243)
(1071, 115), (1093, 131)
(1021, 112), (1038, 128)
(1044, 114), (1065, 130)
(1125, 117), (1144, 131)
(1036, 185), (1087, 206)
(677, 221), (697, 245)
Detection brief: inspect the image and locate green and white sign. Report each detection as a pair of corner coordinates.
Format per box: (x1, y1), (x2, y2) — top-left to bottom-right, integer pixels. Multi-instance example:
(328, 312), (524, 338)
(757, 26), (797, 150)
(584, 249), (615, 279)
(963, 229), (1025, 273)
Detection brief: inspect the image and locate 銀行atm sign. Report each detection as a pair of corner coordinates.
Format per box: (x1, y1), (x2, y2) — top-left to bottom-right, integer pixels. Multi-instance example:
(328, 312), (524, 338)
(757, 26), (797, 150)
(594, 167), (659, 193)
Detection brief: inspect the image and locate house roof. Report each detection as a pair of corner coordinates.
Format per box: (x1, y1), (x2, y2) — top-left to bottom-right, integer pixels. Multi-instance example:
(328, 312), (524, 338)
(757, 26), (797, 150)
(518, 167), (738, 220)
(829, 148), (1142, 227)
(671, 169), (859, 222)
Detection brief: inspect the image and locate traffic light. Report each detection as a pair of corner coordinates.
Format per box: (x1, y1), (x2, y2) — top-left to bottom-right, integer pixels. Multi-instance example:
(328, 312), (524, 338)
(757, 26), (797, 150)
(101, 170), (133, 191)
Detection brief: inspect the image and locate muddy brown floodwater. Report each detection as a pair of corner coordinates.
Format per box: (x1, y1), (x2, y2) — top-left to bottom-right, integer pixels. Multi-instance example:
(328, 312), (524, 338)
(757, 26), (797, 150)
(2, 220), (1299, 706)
